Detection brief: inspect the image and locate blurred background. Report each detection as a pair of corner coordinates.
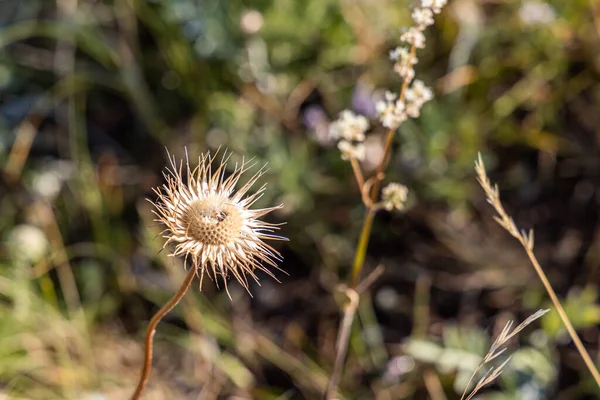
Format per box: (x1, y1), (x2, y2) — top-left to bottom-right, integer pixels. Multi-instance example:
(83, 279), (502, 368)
(1, 0), (600, 398)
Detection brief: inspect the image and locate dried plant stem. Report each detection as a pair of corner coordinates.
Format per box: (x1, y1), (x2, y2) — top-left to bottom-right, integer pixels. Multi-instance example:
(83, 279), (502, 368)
(347, 123), (395, 290)
(370, 129), (395, 195)
(348, 112), (402, 288)
(460, 364), (483, 400)
(326, 129), (391, 396)
(350, 158), (365, 190)
(326, 288), (359, 399)
(522, 245), (600, 386)
(346, 130), (393, 306)
(347, 111), (402, 290)
(475, 154), (600, 388)
(460, 309), (550, 399)
(349, 46), (416, 288)
(131, 265), (198, 400)
(327, 42), (418, 397)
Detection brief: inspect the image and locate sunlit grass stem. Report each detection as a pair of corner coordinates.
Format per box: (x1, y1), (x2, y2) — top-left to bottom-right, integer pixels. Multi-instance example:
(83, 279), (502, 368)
(523, 242), (600, 387)
(475, 154), (600, 388)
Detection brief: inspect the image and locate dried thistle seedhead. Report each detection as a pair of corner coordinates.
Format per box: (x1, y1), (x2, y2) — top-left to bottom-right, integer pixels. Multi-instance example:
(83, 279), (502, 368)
(150, 149), (286, 296)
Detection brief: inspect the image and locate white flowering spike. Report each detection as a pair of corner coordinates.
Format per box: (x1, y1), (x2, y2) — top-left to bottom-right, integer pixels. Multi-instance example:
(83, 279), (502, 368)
(337, 140), (366, 161)
(404, 80), (433, 118)
(390, 46), (418, 82)
(376, 91), (408, 130)
(382, 183), (409, 211)
(329, 110), (369, 142)
(389, 47), (404, 61)
(412, 8), (434, 29)
(400, 27), (426, 49)
(421, 0), (447, 14)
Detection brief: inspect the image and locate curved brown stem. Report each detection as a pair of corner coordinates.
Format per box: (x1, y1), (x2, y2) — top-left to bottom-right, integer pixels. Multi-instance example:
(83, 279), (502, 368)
(131, 265), (198, 400)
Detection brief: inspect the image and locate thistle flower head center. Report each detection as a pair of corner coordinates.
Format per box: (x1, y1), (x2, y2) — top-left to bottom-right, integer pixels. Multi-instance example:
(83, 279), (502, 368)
(183, 198), (244, 246)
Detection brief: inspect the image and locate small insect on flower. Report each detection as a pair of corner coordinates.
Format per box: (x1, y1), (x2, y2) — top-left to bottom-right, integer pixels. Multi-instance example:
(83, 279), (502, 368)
(150, 150), (287, 297)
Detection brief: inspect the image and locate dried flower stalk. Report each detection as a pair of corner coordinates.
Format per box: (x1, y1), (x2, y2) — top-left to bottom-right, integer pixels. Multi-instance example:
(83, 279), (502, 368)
(132, 150), (286, 399)
(475, 153), (600, 388)
(461, 309), (549, 400)
(325, 1), (447, 397)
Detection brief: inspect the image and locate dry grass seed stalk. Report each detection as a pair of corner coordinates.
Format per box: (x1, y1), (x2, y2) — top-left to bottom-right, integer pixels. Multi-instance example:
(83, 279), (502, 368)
(475, 153), (600, 388)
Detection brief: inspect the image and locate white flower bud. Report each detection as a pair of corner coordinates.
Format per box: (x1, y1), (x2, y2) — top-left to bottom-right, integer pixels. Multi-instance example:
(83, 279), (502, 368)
(337, 140), (366, 161)
(382, 183), (409, 211)
(329, 110), (369, 142)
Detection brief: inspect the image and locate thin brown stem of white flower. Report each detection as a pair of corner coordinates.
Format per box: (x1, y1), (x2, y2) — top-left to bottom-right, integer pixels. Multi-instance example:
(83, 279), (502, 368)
(350, 158), (365, 192)
(353, 45), (416, 282)
(326, 288), (359, 400)
(350, 44), (417, 288)
(368, 129), (395, 201)
(131, 265), (198, 400)
(360, 177), (385, 211)
(326, 42), (418, 398)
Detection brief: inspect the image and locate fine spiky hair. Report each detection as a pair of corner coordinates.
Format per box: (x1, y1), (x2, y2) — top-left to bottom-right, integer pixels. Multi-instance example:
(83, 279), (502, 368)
(150, 149), (287, 297)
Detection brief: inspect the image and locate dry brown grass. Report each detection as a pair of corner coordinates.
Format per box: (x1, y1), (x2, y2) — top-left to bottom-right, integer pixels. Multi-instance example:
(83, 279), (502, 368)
(475, 153), (600, 388)
(460, 309), (549, 400)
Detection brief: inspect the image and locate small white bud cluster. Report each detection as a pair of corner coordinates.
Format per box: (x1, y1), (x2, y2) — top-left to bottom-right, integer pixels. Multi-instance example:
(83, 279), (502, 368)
(412, 8), (434, 29)
(376, 91), (406, 130)
(329, 110), (368, 142)
(390, 47), (417, 82)
(337, 139), (366, 161)
(404, 80), (433, 118)
(421, 0), (447, 14)
(376, 79), (433, 129)
(400, 27), (426, 49)
(329, 110), (369, 161)
(382, 183), (409, 211)
(376, 0), (446, 130)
